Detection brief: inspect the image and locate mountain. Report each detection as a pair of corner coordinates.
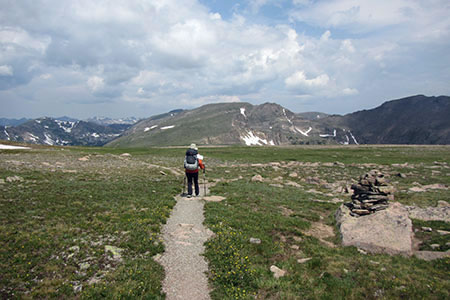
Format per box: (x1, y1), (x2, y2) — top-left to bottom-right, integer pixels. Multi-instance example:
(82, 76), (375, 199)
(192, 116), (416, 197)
(106, 102), (356, 147)
(0, 117), (132, 146)
(85, 116), (140, 125)
(0, 118), (30, 126)
(342, 95), (450, 144)
(107, 95), (450, 147)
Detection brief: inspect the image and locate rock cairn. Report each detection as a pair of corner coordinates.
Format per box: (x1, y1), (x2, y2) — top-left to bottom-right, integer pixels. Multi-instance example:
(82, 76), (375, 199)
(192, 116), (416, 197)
(347, 170), (394, 217)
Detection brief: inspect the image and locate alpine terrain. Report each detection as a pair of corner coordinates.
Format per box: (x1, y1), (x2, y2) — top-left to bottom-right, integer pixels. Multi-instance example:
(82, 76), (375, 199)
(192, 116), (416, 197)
(107, 95), (450, 147)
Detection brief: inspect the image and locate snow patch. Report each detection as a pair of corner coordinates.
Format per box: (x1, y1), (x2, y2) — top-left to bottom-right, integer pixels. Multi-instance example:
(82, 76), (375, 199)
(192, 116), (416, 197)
(241, 131), (272, 146)
(35, 120), (41, 124)
(295, 126), (312, 137)
(320, 129), (337, 138)
(55, 120), (76, 133)
(349, 131), (359, 145)
(144, 125), (158, 132)
(4, 129), (10, 140)
(26, 132), (40, 142)
(283, 109), (293, 125)
(240, 107), (247, 118)
(91, 133), (100, 138)
(161, 125), (175, 130)
(0, 144), (30, 150)
(43, 133), (54, 145)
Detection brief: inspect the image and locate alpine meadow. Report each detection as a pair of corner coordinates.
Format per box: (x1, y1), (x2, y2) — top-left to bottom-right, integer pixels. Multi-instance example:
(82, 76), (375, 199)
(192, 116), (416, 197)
(1, 143), (449, 299)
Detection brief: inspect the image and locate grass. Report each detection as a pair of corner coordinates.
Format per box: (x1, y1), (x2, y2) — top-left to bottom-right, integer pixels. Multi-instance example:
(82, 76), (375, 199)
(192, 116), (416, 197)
(0, 147), (179, 298)
(202, 145), (450, 299)
(1, 143), (449, 299)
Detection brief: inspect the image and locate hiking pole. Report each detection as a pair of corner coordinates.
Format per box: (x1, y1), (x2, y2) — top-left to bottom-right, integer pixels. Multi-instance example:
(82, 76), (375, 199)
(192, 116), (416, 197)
(203, 168), (206, 196)
(182, 174), (186, 196)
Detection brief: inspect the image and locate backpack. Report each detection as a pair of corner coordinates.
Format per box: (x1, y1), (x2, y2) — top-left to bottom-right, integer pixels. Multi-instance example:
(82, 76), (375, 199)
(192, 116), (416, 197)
(184, 149), (198, 170)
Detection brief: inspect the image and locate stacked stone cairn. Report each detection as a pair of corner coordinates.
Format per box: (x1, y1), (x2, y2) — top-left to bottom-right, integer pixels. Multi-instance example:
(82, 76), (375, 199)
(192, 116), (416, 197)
(347, 170), (394, 217)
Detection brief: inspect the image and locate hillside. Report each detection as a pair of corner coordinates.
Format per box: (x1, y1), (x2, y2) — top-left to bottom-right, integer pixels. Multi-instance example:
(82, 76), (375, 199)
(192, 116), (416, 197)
(343, 95), (450, 144)
(106, 102), (356, 147)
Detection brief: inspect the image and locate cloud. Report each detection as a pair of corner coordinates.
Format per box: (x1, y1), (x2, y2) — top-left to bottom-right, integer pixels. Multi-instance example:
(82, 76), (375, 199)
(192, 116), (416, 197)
(0, 65), (13, 76)
(87, 76), (105, 92)
(0, 0), (449, 117)
(285, 71), (330, 93)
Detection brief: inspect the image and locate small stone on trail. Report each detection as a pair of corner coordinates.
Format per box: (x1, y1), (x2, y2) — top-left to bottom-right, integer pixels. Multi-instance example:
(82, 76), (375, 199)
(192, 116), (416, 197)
(297, 257), (312, 264)
(290, 245), (300, 250)
(203, 195), (226, 202)
(293, 236), (302, 242)
(120, 153), (131, 157)
(270, 265), (286, 278)
(250, 237), (261, 244)
(358, 248), (368, 255)
(78, 156), (89, 161)
(289, 172), (298, 178)
(160, 170), (167, 176)
(422, 227), (433, 232)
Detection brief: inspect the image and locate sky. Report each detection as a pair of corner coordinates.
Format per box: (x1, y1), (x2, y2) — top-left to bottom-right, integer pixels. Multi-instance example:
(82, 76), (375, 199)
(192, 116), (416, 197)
(1, 0), (449, 119)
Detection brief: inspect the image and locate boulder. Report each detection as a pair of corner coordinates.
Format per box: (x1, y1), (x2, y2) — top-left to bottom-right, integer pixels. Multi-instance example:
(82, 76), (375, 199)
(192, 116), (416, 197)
(335, 202), (413, 256)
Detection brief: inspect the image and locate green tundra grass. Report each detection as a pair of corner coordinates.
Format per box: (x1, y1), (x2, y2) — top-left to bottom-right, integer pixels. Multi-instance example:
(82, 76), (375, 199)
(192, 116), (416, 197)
(0, 143), (449, 299)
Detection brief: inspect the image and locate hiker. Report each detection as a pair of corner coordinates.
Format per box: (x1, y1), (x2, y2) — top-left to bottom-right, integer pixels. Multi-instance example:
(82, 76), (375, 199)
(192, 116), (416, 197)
(184, 143), (205, 198)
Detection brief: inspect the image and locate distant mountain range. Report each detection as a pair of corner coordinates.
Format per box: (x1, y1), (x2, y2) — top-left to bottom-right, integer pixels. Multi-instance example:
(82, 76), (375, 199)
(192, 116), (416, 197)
(1, 95), (449, 147)
(0, 117), (138, 146)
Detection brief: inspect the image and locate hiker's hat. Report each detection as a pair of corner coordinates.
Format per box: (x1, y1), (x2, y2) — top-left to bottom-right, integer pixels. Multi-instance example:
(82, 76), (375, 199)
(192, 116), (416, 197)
(190, 143), (196, 149)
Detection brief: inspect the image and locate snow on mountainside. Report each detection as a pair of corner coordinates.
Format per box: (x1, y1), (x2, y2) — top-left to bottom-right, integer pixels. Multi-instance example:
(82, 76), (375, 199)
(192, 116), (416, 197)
(0, 117), (134, 146)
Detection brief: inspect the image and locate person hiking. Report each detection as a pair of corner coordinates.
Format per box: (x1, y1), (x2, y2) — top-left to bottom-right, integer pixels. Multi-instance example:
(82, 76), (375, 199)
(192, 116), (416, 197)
(184, 143), (205, 198)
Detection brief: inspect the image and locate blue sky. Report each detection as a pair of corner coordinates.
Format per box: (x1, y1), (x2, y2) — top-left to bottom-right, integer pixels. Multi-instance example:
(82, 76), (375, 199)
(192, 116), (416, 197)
(1, 0), (449, 119)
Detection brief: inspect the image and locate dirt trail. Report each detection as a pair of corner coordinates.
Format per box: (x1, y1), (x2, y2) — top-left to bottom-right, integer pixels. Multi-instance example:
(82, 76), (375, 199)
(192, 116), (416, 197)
(159, 182), (213, 300)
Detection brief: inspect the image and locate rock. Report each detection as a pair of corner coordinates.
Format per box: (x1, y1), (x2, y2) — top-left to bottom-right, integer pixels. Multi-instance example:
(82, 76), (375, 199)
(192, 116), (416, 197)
(0, 179), (5, 184)
(405, 205), (450, 222)
(437, 201), (450, 207)
(285, 181), (301, 188)
(73, 284), (83, 293)
(120, 153), (131, 157)
(69, 245), (80, 252)
(430, 244), (440, 250)
(293, 236), (302, 242)
(414, 250), (450, 261)
(159, 171), (167, 176)
(249, 237), (261, 244)
(203, 196), (226, 202)
(270, 265), (286, 278)
(152, 254), (162, 262)
(396, 173), (407, 178)
(290, 245), (300, 250)
(297, 257), (312, 264)
(79, 262), (90, 270)
(251, 175), (264, 182)
(335, 202), (413, 256)
(6, 176), (24, 183)
(289, 172), (298, 178)
(437, 230), (450, 235)
(421, 227), (433, 232)
(78, 156), (89, 161)
(105, 245), (124, 261)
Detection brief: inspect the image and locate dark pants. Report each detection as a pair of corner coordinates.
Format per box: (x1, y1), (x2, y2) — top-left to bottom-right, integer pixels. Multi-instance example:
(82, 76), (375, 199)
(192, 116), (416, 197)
(186, 172), (199, 196)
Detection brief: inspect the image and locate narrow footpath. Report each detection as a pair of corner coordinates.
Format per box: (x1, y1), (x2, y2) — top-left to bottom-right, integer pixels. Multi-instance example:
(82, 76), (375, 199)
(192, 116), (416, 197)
(159, 185), (213, 300)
